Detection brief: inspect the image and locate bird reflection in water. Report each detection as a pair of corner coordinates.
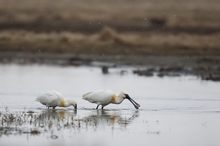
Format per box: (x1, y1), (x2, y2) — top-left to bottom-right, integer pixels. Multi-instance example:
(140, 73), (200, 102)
(80, 110), (139, 130)
(0, 109), (139, 137)
(34, 109), (139, 131)
(33, 109), (77, 131)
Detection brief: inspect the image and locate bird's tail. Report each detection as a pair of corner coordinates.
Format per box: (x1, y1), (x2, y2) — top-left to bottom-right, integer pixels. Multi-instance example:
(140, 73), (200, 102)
(35, 96), (41, 102)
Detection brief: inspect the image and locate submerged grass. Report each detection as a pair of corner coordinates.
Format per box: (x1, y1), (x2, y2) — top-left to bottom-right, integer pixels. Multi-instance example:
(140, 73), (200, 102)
(0, 109), (138, 137)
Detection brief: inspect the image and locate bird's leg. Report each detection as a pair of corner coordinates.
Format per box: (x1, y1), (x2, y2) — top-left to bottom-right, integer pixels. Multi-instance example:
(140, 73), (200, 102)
(101, 105), (104, 110)
(96, 105), (100, 109)
(53, 106), (56, 110)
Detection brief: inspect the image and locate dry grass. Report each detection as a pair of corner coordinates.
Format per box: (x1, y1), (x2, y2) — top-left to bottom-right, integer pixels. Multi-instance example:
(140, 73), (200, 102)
(0, 0), (220, 31)
(0, 0), (220, 56)
(0, 28), (220, 56)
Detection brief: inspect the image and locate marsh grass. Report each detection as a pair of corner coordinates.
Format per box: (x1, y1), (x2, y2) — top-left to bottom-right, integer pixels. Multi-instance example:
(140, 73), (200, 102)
(0, 0), (220, 30)
(0, 0), (220, 56)
(0, 109), (137, 137)
(0, 29), (220, 56)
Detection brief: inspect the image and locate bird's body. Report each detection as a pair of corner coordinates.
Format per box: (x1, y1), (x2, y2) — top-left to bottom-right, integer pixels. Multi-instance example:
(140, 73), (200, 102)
(36, 91), (77, 109)
(82, 90), (140, 109)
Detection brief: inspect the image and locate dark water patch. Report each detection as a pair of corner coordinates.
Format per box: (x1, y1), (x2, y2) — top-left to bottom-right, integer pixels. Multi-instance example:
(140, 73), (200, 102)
(133, 65), (220, 81)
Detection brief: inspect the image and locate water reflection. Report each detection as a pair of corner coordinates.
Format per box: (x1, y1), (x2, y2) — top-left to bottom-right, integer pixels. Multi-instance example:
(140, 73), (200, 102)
(35, 109), (139, 130)
(81, 110), (139, 129)
(33, 109), (77, 131)
(0, 109), (139, 137)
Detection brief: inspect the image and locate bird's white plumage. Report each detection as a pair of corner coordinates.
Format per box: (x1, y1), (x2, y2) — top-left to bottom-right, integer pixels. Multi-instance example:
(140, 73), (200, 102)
(83, 90), (140, 109)
(83, 90), (115, 105)
(82, 90), (137, 109)
(36, 91), (77, 109)
(36, 91), (63, 107)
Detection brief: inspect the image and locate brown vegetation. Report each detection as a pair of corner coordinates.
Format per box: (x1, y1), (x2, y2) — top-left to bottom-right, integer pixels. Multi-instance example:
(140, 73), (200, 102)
(0, 0), (220, 57)
(0, 0), (220, 32)
(0, 29), (220, 56)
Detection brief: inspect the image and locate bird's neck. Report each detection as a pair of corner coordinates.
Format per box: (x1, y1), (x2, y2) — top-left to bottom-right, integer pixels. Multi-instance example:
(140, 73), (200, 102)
(60, 98), (67, 107)
(111, 95), (124, 104)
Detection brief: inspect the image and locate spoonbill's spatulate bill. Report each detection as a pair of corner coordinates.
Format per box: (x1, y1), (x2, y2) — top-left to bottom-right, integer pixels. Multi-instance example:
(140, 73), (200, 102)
(82, 90), (140, 109)
(36, 91), (77, 109)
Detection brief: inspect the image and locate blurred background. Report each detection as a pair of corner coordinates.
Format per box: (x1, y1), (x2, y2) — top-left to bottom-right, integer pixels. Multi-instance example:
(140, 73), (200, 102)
(0, 0), (220, 80)
(0, 0), (220, 55)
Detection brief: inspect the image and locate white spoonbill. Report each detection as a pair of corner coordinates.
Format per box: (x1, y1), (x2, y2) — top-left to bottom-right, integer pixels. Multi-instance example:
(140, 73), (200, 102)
(36, 91), (77, 109)
(82, 90), (140, 109)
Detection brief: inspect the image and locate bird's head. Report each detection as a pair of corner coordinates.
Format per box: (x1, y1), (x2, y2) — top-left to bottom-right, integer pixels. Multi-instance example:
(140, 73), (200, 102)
(123, 93), (140, 109)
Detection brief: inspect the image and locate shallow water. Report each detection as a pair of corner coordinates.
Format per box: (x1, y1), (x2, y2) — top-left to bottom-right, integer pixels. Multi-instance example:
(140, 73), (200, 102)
(0, 64), (220, 146)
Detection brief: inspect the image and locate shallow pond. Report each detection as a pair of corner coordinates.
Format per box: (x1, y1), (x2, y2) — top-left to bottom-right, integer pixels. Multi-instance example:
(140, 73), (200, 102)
(0, 64), (220, 146)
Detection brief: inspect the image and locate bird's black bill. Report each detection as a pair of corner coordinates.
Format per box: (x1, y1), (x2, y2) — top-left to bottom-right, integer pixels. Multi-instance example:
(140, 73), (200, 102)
(125, 94), (140, 109)
(128, 98), (140, 109)
(129, 97), (140, 107)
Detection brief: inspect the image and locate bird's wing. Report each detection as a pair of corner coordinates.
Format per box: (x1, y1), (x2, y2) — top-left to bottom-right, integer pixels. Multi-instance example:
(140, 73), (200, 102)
(82, 91), (114, 104)
(36, 91), (63, 105)
(82, 91), (93, 98)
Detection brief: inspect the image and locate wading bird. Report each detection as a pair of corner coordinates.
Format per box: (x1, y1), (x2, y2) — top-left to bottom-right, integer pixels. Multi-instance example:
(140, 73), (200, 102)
(82, 90), (140, 109)
(36, 91), (77, 109)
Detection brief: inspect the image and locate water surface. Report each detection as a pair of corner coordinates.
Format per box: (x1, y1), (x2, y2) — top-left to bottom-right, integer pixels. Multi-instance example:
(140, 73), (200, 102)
(0, 64), (220, 146)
